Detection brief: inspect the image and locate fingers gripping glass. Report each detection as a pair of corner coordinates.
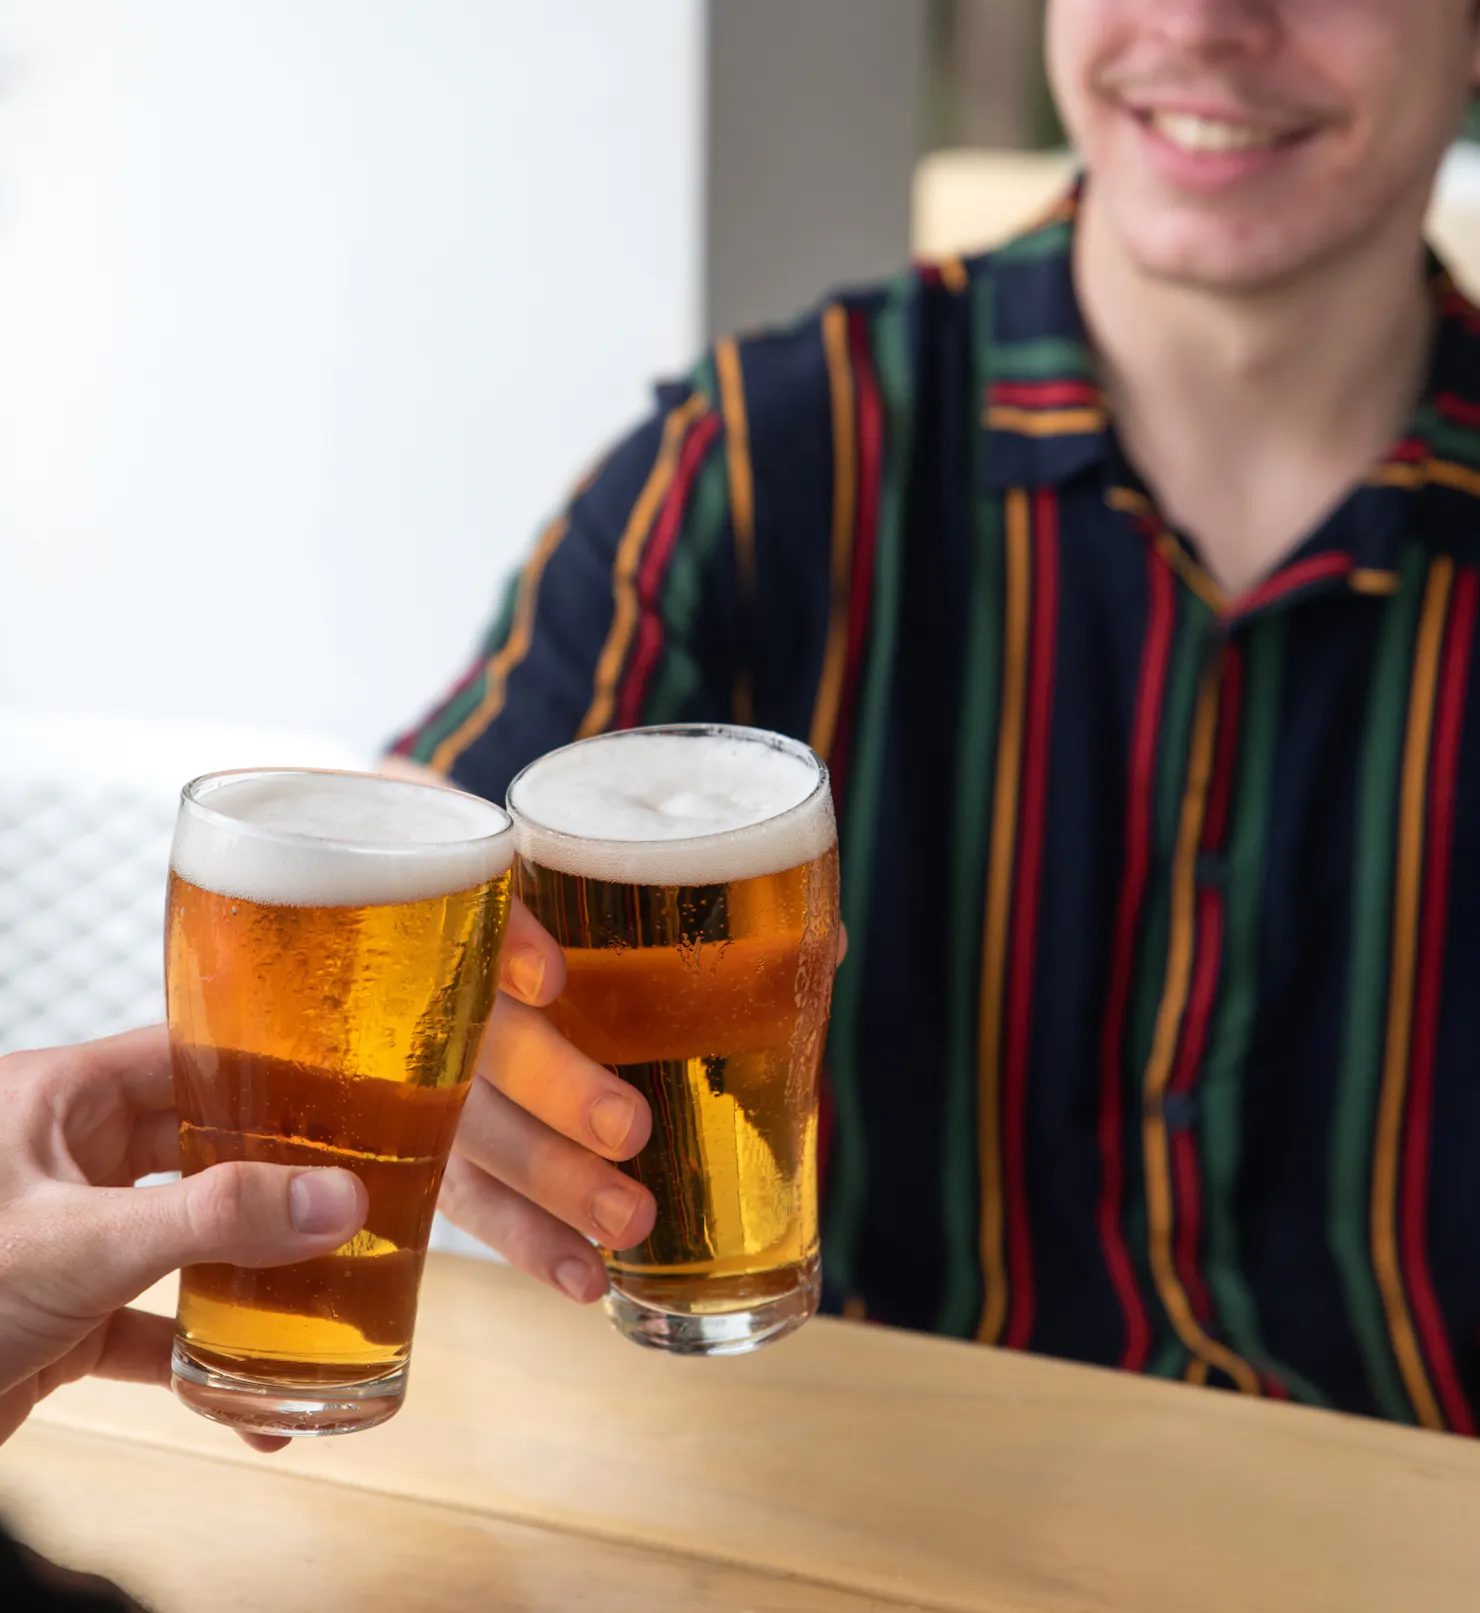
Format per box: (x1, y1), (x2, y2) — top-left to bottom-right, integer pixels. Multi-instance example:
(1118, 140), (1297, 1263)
(165, 769), (513, 1436)
(508, 725), (841, 1356)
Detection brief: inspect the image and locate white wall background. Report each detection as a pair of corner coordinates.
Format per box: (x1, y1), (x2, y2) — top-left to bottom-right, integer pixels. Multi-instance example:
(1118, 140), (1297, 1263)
(0, 0), (704, 755)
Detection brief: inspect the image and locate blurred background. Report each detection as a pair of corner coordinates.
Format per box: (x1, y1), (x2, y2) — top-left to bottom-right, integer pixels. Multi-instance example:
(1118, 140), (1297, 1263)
(2, 0), (1479, 1066)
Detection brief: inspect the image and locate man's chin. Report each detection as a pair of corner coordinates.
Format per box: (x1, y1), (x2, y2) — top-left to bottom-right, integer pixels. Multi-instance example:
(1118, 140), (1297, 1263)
(1109, 210), (1331, 298)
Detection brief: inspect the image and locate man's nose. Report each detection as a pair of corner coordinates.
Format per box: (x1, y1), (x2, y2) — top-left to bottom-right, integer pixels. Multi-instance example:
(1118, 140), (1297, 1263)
(1141, 0), (1279, 61)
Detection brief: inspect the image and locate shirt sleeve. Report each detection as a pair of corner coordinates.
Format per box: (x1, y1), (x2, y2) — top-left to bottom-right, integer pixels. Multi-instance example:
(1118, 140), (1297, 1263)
(386, 373), (746, 804)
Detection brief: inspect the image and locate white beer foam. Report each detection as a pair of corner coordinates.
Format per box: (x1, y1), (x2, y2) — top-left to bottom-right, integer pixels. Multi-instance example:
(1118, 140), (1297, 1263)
(508, 729), (835, 885)
(172, 771), (513, 907)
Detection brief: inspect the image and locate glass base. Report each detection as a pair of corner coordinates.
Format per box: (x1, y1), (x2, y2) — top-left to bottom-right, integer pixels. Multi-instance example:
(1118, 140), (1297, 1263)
(604, 1255), (820, 1356)
(170, 1341), (406, 1437)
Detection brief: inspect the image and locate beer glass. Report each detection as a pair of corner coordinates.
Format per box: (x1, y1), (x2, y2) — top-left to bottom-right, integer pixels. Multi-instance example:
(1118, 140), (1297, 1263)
(165, 769), (513, 1435)
(508, 724), (840, 1355)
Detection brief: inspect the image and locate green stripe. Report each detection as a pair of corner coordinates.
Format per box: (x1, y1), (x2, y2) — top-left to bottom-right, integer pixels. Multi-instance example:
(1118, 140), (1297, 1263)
(1412, 404), (1480, 471)
(1150, 1339), (1189, 1379)
(639, 427), (731, 723)
(1129, 590), (1210, 1079)
(995, 219), (1072, 263)
(1124, 587), (1212, 1357)
(1330, 543), (1429, 1425)
(989, 336), (1095, 383)
(938, 268), (1003, 1337)
(403, 574), (520, 763)
(823, 288), (917, 1296)
(1199, 620), (1327, 1405)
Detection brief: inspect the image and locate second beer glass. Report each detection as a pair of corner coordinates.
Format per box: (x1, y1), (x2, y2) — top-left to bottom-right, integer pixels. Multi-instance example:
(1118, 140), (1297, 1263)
(508, 724), (840, 1354)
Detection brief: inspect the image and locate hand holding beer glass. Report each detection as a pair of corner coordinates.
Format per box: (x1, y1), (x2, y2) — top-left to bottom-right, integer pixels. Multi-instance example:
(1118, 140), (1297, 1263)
(508, 725), (840, 1354)
(165, 770), (513, 1435)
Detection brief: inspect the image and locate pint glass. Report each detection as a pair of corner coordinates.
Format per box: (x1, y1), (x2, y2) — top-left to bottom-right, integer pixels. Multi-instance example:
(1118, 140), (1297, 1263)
(508, 725), (840, 1355)
(165, 769), (513, 1435)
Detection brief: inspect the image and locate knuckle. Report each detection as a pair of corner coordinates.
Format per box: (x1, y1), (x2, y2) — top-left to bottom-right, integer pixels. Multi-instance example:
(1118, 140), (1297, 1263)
(186, 1162), (254, 1241)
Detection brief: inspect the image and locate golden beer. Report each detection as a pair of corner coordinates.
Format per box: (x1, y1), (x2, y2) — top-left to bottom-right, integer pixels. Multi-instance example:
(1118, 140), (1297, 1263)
(509, 725), (839, 1354)
(165, 769), (512, 1435)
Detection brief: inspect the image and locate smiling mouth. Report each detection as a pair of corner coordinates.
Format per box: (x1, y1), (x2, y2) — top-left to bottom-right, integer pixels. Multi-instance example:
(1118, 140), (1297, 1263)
(1134, 108), (1311, 154)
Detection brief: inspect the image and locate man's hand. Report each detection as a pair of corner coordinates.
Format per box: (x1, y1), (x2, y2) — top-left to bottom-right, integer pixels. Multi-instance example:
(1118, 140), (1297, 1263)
(0, 1027), (367, 1450)
(440, 900), (658, 1303)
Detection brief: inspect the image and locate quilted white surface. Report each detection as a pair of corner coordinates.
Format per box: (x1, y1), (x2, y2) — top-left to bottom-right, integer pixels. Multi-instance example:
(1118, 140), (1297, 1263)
(0, 708), (492, 1256)
(0, 780), (174, 1055)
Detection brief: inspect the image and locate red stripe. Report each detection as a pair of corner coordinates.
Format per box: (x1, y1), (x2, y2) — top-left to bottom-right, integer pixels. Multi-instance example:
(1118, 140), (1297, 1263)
(1382, 437), (1429, 468)
(1001, 489), (1059, 1351)
(1443, 291), (1480, 337)
(1165, 648), (1242, 1326)
(1400, 565), (1479, 1435)
(614, 412), (721, 730)
(815, 310), (881, 1214)
(388, 641), (497, 755)
(826, 308), (884, 800)
(1094, 549), (1172, 1371)
(1435, 392), (1480, 433)
(989, 380), (1102, 410)
(1168, 888), (1222, 1325)
(1232, 551), (1352, 618)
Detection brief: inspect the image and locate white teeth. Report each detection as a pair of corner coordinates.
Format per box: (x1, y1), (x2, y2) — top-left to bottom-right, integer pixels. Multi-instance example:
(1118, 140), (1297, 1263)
(1149, 111), (1282, 153)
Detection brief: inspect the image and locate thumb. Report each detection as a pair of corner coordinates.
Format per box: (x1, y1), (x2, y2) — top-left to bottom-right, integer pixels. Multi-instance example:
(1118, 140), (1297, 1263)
(63, 1165), (368, 1316)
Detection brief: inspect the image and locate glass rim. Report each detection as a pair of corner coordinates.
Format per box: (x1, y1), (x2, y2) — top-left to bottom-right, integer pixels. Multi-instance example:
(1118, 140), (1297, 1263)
(505, 722), (831, 850)
(179, 767), (514, 861)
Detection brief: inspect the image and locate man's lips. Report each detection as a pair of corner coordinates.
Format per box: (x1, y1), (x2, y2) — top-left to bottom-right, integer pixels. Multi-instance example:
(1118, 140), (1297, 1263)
(1128, 106), (1317, 155)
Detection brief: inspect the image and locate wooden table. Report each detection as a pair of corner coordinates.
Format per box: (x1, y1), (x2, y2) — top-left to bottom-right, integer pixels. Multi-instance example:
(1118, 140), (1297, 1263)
(5, 1255), (1480, 1612)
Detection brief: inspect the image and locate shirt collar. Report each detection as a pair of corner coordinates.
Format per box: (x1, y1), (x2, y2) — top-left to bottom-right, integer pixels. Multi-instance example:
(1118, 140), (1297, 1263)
(977, 182), (1110, 490)
(976, 193), (1480, 542)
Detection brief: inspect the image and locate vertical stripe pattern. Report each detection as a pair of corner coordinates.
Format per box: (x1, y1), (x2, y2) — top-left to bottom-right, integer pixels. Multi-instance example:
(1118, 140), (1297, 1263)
(1140, 653), (1262, 1394)
(1094, 545), (1171, 1371)
(1400, 565), (1479, 1432)
(974, 488), (1033, 1342)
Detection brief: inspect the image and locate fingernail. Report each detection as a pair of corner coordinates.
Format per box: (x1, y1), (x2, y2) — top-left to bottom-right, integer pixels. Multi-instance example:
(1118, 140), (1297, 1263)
(588, 1092), (636, 1151)
(592, 1185), (638, 1242)
(503, 945), (545, 1002)
(290, 1170), (360, 1235)
(555, 1258), (602, 1302)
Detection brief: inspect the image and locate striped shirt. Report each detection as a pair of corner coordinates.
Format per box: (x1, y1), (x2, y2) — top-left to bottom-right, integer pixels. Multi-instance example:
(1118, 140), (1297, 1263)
(394, 193), (1480, 1431)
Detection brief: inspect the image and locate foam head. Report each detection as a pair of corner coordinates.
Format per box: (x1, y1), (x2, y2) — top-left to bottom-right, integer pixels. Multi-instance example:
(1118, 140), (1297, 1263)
(172, 770), (513, 907)
(507, 726), (835, 885)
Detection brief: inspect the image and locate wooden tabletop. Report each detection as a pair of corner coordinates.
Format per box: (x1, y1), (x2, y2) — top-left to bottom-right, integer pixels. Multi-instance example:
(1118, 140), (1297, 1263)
(6, 1254), (1480, 1612)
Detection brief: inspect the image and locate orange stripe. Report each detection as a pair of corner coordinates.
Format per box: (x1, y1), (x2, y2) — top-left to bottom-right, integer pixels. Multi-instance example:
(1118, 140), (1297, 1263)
(1426, 458), (1480, 501)
(1370, 557), (1453, 1431)
(1140, 660), (1261, 1394)
(1185, 1358), (1210, 1388)
(1107, 488), (1225, 611)
(985, 405), (1107, 437)
(938, 255), (968, 294)
(1370, 463), (1427, 491)
(808, 304), (859, 758)
(1153, 532), (1224, 612)
(429, 511), (571, 774)
(577, 394), (708, 738)
(1107, 486), (1153, 519)
(975, 489), (1032, 1343)
(714, 337), (758, 725)
(714, 337), (756, 598)
(1351, 569), (1402, 597)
